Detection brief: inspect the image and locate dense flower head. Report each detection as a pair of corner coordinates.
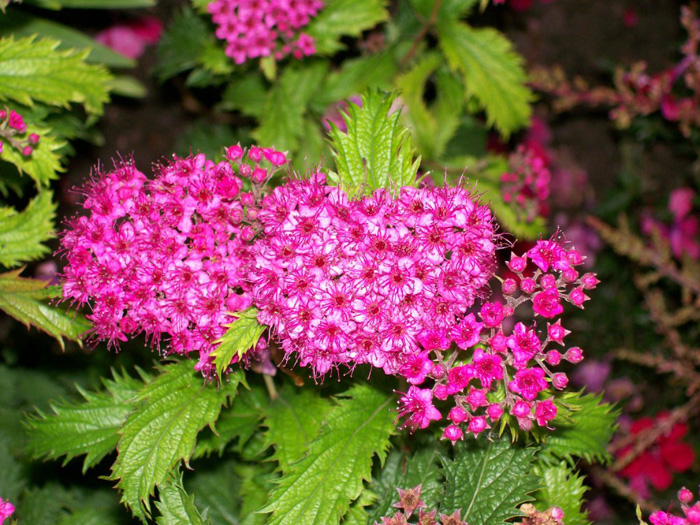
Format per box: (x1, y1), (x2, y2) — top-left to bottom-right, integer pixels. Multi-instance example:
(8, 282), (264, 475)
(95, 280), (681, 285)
(250, 175), (498, 377)
(0, 108), (39, 156)
(501, 145), (551, 223)
(0, 498), (13, 525)
(208, 0), (323, 64)
(61, 142), (599, 441)
(60, 145), (288, 374)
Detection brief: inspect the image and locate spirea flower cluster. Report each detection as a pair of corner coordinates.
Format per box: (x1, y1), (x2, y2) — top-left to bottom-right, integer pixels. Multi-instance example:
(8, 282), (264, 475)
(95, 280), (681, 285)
(61, 143), (599, 440)
(0, 108), (40, 156)
(398, 238), (598, 441)
(649, 486), (700, 525)
(502, 144), (551, 223)
(208, 0), (322, 64)
(61, 145), (287, 374)
(251, 173), (497, 377)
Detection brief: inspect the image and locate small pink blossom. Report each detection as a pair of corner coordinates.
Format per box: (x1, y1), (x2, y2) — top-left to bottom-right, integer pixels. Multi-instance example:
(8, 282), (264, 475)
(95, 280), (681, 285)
(95, 17), (162, 59)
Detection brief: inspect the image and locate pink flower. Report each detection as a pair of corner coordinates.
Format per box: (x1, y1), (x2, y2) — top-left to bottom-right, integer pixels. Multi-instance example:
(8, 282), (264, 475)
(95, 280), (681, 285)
(509, 367), (548, 400)
(399, 387), (442, 430)
(442, 424), (464, 444)
(535, 399), (557, 427)
(95, 17), (162, 59)
(532, 287), (564, 318)
(0, 499), (14, 524)
(451, 313), (483, 349)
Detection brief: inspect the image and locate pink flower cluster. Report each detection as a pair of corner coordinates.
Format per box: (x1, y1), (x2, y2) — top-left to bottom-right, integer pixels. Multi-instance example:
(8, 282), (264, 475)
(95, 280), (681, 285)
(250, 174), (497, 377)
(208, 0), (322, 64)
(95, 16), (162, 60)
(649, 486), (700, 525)
(61, 145), (287, 374)
(502, 145), (551, 223)
(400, 238), (598, 441)
(61, 143), (599, 441)
(642, 187), (699, 261)
(0, 498), (13, 525)
(0, 108), (39, 156)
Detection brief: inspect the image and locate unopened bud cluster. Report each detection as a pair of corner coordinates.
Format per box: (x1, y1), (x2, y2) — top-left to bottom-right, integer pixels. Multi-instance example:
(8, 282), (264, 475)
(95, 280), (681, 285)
(0, 108), (39, 156)
(649, 486), (700, 524)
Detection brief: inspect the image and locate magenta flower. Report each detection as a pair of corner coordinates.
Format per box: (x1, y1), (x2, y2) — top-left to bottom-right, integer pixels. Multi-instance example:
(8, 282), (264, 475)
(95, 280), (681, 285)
(398, 387), (442, 430)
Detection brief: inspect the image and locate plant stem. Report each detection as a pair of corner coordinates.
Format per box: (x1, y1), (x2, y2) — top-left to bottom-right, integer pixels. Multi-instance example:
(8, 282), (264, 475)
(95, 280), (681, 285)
(399, 0), (443, 69)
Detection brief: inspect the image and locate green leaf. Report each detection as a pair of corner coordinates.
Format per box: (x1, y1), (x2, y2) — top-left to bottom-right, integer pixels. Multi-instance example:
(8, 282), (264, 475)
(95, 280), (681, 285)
(262, 384), (395, 525)
(237, 463), (277, 525)
(437, 20), (532, 137)
(18, 484), (123, 525)
(187, 460), (242, 525)
(252, 62), (328, 153)
(409, 0), (480, 20)
(440, 438), (540, 525)
(539, 391), (619, 465)
(155, 7), (210, 82)
(317, 51), (397, 108)
(108, 75), (147, 98)
(0, 433), (24, 502)
(368, 446), (443, 522)
(0, 36), (112, 114)
(329, 91), (420, 197)
(212, 308), (266, 380)
(26, 368), (142, 473)
(264, 385), (332, 472)
(175, 120), (246, 162)
(0, 124), (65, 186)
(24, 0), (155, 7)
(306, 0), (388, 54)
(220, 74), (268, 117)
(342, 490), (377, 525)
(395, 53), (463, 160)
(155, 469), (209, 525)
(0, 11), (135, 68)
(110, 361), (244, 520)
(533, 462), (590, 525)
(194, 382), (268, 458)
(293, 118), (326, 172)
(0, 270), (90, 347)
(0, 191), (55, 267)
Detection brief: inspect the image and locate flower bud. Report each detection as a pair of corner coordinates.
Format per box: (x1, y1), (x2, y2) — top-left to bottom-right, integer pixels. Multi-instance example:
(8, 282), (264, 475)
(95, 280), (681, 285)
(487, 403), (503, 420)
(433, 384), (449, 400)
(468, 416), (488, 435)
(569, 287), (589, 307)
(442, 424), (464, 445)
(28, 133), (40, 145)
(251, 167), (268, 184)
(565, 347), (584, 363)
(540, 274), (556, 289)
(520, 277), (536, 294)
(507, 255), (527, 273)
(21, 145), (33, 156)
(263, 147), (287, 166)
(562, 267), (579, 283)
(226, 144), (243, 160)
(552, 372), (568, 389)
(430, 363), (446, 380)
(545, 350), (562, 366)
(679, 487), (694, 504)
(448, 406), (468, 424)
(551, 507), (564, 522)
(567, 249), (583, 265)
(248, 146), (263, 162)
(240, 192), (255, 207)
(581, 273), (600, 290)
(502, 278), (517, 295)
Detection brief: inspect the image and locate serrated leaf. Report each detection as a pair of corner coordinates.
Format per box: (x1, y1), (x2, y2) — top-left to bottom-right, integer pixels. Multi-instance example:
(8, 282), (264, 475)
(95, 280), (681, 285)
(437, 20), (531, 137)
(194, 382), (268, 458)
(24, 0), (154, 7)
(396, 53), (463, 160)
(440, 438), (539, 525)
(306, 0), (388, 54)
(0, 270), (90, 347)
(533, 462), (590, 525)
(187, 459), (242, 525)
(26, 368), (142, 473)
(155, 469), (209, 525)
(0, 433), (24, 502)
(368, 446), (444, 522)
(317, 51), (397, 108)
(262, 384), (395, 525)
(0, 11), (135, 68)
(264, 385), (332, 472)
(0, 124), (65, 186)
(155, 7), (210, 82)
(237, 463), (277, 525)
(220, 74), (268, 117)
(252, 62), (328, 153)
(18, 484), (122, 525)
(110, 361), (243, 521)
(293, 117), (326, 171)
(0, 191), (55, 267)
(329, 91), (420, 197)
(342, 490), (377, 525)
(0, 36), (111, 114)
(539, 391), (619, 465)
(212, 308), (266, 380)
